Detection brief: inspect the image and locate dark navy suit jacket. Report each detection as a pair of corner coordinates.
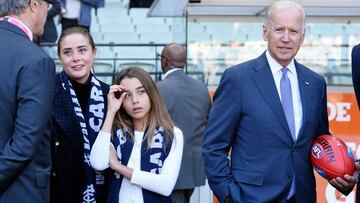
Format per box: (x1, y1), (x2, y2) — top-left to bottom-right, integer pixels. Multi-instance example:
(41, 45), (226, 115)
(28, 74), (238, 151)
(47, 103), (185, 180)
(0, 21), (55, 202)
(352, 44), (360, 111)
(203, 52), (330, 203)
(351, 44), (360, 203)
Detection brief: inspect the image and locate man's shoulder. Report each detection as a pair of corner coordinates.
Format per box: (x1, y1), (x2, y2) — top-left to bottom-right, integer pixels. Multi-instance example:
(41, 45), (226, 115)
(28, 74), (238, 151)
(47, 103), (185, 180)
(297, 62), (326, 83)
(223, 57), (260, 77)
(353, 44), (360, 52)
(352, 44), (360, 57)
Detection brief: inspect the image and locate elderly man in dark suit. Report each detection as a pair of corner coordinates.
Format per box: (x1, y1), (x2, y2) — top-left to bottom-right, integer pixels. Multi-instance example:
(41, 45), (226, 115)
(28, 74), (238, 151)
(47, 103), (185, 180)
(203, 1), (357, 203)
(157, 43), (212, 203)
(0, 0), (55, 202)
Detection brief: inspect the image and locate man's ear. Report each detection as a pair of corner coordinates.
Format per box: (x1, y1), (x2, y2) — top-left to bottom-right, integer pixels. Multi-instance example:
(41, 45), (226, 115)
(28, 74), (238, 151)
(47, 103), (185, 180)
(29, 0), (38, 12)
(262, 24), (268, 41)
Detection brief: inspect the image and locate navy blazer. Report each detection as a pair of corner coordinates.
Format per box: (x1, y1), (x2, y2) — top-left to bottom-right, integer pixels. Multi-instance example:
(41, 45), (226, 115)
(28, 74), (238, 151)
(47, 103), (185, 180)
(352, 44), (360, 110)
(0, 21), (55, 202)
(351, 44), (360, 203)
(203, 52), (329, 203)
(50, 73), (109, 203)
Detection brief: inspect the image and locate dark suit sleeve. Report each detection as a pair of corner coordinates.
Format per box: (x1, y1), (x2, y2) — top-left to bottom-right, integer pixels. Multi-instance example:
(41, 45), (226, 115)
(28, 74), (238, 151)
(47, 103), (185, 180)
(316, 79), (330, 136)
(0, 56), (55, 192)
(352, 44), (360, 110)
(203, 69), (242, 202)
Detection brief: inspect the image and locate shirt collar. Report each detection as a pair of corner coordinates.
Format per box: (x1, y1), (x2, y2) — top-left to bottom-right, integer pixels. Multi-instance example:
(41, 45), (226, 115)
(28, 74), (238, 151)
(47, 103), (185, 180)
(1, 16), (33, 41)
(265, 50), (296, 75)
(164, 68), (182, 79)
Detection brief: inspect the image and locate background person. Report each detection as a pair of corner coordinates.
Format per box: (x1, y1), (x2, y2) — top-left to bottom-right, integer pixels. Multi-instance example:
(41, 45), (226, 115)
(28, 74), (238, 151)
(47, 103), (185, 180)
(59, 0), (104, 31)
(40, 0), (61, 58)
(157, 43), (212, 203)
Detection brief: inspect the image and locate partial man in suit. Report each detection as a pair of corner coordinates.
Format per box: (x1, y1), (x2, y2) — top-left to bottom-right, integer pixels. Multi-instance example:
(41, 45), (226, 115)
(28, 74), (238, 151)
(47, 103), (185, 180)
(352, 44), (360, 105)
(203, 1), (358, 203)
(351, 44), (360, 203)
(157, 43), (212, 203)
(0, 0), (55, 202)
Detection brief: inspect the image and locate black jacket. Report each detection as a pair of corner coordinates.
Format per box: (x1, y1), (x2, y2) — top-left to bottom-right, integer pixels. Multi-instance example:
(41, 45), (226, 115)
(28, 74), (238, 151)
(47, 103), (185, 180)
(50, 73), (110, 203)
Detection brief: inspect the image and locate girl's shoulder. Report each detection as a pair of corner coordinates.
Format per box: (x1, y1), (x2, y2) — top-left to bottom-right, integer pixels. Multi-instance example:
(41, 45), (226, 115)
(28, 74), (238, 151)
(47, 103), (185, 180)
(172, 126), (184, 142)
(173, 126), (183, 135)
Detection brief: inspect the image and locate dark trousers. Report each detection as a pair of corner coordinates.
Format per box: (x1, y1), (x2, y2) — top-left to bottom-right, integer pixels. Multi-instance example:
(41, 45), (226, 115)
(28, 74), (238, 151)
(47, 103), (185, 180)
(61, 18), (90, 32)
(171, 189), (194, 203)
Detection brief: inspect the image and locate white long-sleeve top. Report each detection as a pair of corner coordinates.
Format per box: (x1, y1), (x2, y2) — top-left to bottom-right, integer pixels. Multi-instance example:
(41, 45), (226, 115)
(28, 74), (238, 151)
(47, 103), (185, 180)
(90, 127), (184, 202)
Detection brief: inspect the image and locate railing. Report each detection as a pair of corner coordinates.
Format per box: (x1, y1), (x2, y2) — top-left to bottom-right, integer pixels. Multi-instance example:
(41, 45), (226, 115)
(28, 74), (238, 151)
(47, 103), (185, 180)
(41, 42), (354, 86)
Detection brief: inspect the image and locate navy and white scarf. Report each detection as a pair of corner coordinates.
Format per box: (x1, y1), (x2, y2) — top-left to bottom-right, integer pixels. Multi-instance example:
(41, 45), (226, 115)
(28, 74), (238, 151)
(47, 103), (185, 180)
(107, 127), (173, 203)
(60, 71), (106, 203)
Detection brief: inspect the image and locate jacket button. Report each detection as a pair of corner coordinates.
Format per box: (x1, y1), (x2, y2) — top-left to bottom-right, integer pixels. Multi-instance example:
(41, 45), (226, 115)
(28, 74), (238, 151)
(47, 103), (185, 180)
(54, 141), (60, 146)
(52, 172), (56, 177)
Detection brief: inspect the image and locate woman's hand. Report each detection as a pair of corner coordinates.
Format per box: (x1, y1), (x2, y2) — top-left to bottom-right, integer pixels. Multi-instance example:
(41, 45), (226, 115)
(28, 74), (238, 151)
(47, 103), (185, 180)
(107, 85), (126, 115)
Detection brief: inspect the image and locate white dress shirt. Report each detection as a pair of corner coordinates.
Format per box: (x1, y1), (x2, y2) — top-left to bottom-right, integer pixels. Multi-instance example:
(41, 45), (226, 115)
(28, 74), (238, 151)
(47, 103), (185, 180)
(266, 51), (303, 140)
(90, 127), (184, 203)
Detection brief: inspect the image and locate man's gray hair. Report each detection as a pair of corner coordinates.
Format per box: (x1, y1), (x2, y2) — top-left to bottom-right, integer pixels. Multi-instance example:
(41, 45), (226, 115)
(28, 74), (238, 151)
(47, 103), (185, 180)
(265, 0), (306, 33)
(0, 0), (29, 16)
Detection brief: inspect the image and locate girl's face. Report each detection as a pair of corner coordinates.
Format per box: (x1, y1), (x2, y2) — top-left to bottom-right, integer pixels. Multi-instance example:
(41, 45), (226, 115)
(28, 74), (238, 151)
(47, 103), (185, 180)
(120, 77), (151, 130)
(59, 33), (96, 84)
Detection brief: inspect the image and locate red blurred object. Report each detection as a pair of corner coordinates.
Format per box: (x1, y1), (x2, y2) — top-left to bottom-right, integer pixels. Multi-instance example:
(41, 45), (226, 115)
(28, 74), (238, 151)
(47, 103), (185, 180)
(310, 135), (356, 180)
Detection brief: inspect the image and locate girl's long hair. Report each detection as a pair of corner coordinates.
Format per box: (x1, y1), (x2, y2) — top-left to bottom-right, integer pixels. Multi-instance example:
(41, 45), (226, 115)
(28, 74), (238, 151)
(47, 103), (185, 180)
(113, 66), (174, 147)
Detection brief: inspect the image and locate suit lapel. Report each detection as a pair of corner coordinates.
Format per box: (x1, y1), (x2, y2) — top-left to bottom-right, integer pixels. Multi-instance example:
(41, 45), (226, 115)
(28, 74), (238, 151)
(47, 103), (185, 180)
(252, 53), (294, 144)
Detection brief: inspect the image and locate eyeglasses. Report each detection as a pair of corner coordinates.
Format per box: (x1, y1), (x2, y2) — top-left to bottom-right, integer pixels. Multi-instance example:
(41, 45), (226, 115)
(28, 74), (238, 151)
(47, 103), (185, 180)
(41, 0), (53, 11)
(157, 53), (168, 60)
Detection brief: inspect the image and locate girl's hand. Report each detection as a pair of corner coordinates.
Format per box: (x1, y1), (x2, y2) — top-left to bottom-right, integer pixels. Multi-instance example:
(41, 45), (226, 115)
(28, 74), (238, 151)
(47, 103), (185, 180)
(107, 85), (126, 115)
(109, 144), (120, 170)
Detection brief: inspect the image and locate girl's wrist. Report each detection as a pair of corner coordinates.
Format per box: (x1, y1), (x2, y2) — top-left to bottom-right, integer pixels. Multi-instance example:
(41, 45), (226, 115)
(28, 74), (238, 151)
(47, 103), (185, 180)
(106, 110), (116, 118)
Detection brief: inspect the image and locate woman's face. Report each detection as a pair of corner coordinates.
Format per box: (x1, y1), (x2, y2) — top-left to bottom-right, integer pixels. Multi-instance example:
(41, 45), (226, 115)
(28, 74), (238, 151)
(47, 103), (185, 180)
(120, 77), (151, 130)
(59, 33), (96, 84)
